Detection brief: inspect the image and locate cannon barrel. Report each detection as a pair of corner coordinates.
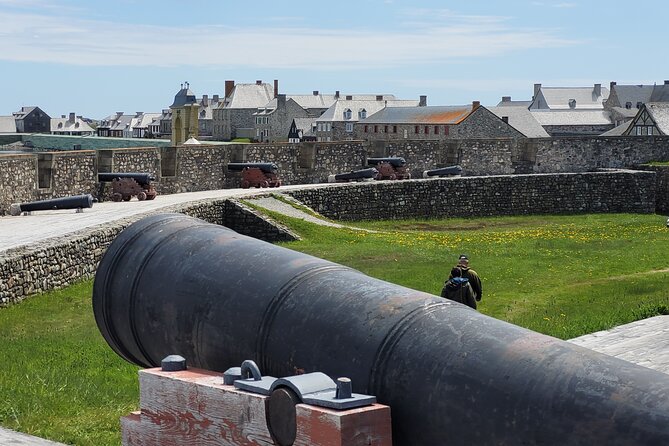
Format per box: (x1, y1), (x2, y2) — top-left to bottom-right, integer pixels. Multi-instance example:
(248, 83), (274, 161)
(93, 214), (669, 446)
(328, 167), (378, 182)
(10, 194), (94, 216)
(367, 157), (406, 168)
(227, 162), (278, 173)
(98, 172), (155, 186)
(422, 165), (462, 178)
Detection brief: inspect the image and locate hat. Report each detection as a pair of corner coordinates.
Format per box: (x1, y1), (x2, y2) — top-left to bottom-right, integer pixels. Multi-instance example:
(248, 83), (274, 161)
(459, 254), (468, 260)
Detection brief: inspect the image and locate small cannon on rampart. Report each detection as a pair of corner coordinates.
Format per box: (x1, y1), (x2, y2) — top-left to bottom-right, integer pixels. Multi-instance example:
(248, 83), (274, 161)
(98, 172), (157, 202)
(327, 167), (378, 183)
(227, 162), (281, 188)
(422, 165), (462, 178)
(9, 194), (94, 216)
(366, 157), (410, 180)
(94, 213), (669, 446)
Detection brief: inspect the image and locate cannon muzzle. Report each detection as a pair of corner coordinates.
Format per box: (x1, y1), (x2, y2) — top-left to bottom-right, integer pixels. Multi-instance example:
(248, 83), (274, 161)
(366, 157), (406, 168)
(422, 165), (462, 178)
(93, 214), (669, 446)
(10, 194), (94, 216)
(98, 172), (155, 186)
(327, 167), (378, 183)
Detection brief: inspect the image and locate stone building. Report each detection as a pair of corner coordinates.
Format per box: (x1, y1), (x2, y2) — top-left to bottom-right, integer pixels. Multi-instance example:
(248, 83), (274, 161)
(51, 113), (95, 136)
(315, 95), (419, 141)
(212, 80), (275, 140)
(253, 94), (310, 142)
(604, 80), (669, 127)
(13, 106), (51, 133)
(170, 82), (199, 146)
(623, 103), (669, 136)
(196, 94), (222, 138)
(356, 102), (524, 141)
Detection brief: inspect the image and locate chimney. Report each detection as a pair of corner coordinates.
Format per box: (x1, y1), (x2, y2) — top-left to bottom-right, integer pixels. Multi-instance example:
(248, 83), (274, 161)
(277, 94), (286, 108)
(135, 112), (142, 117)
(534, 83), (542, 99)
(376, 95), (383, 101)
(419, 95), (427, 107)
(610, 81), (617, 90)
(61, 115), (65, 118)
(313, 90), (319, 96)
(274, 79), (279, 98)
(502, 96), (511, 102)
(501, 116), (509, 124)
(225, 80), (235, 98)
(594, 83), (602, 96)
(202, 94), (208, 106)
(116, 112), (124, 118)
(346, 95), (353, 100)
(665, 80), (669, 85)
(213, 94), (219, 103)
(256, 80), (262, 85)
(472, 100), (480, 110)
(335, 91), (340, 99)
(68, 112), (75, 122)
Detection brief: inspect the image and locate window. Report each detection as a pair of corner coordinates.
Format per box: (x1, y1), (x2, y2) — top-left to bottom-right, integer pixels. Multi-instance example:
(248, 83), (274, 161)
(326, 123), (332, 132)
(424, 126), (429, 135)
(444, 126), (449, 136)
(393, 125), (397, 133)
(384, 125), (388, 133)
(403, 129), (408, 138)
(434, 126), (439, 134)
(346, 122), (354, 132)
(344, 109), (352, 120)
(364, 125), (368, 133)
(317, 123), (322, 132)
(648, 127), (654, 136)
(358, 109), (367, 119)
(415, 125), (419, 134)
(374, 125), (378, 133)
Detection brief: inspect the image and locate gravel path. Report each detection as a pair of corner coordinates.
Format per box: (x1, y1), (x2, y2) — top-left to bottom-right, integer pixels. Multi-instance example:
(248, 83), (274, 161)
(247, 196), (352, 229)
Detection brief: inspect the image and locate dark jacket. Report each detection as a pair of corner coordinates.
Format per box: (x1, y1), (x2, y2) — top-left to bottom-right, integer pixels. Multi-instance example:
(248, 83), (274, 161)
(440, 277), (477, 309)
(457, 266), (482, 301)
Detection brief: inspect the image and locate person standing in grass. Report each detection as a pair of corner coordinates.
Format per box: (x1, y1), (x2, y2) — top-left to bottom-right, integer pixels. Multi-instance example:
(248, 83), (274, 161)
(441, 267), (477, 309)
(450, 254), (482, 302)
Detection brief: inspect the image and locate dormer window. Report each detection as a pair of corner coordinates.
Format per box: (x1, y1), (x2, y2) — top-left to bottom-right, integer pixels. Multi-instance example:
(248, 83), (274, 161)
(343, 109), (352, 120)
(57, 122), (63, 128)
(568, 99), (576, 109)
(358, 109), (367, 119)
(636, 102), (643, 109)
(625, 102), (632, 109)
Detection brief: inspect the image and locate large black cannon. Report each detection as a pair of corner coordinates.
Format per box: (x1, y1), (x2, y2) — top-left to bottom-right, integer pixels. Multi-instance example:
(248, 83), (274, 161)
(227, 162), (281, 188)
(422, 165), (463, 178)
(366, 157), (410, 180)
(327, 167), (378, 183)
(9, 194), (94, 216)
(93, 214), (669, 446)
(98, 172), (157, 202)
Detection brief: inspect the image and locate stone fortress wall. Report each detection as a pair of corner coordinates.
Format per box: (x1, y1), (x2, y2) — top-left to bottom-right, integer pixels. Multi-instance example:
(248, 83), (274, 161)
(0, 135), (667, 305)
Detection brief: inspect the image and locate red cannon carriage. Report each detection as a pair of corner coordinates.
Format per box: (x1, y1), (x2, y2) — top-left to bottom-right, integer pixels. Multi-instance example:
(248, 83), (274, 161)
(228, 162), (282, 189)
(367, 157), (411, 180)
(98, 172), (157, 202)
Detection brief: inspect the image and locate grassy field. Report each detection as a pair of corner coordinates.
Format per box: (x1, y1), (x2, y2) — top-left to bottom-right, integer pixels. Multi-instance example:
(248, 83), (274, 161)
(1, 212), (668, 444)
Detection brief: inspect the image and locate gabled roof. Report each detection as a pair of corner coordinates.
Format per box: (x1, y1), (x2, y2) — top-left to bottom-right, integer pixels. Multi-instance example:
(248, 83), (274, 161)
(496, 99), (532, 108)
(293, 117), (317, 136)
(530, 110), (613, 126)
(171, 87), (198, 108)
(50, 116), (94, 133)
(285, 94), (338, 110)
(488, 106), (549, 138)
(600, 121), (632, 136)
(650, 85), (669, 102)
(532, 86), (609, 110)
(360, 105), (473, 125)
(608, 85), (655, 108)
(109, 114), (134, 132)
(224, 83), (274, 109)
(642, 102), (669, 134)
(0, 116), (17, 133)
(132, 113), (162, 129)
(318, 97), (419, 122)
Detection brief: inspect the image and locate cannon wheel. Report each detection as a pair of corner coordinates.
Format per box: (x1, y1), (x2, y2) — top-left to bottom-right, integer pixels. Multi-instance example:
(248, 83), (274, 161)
(260, 181), (269, 188)
(111, 193), (122, 202)
(123, 195), (132, 202)
(241, 180), (250, 189)
(388, 173), (397, 180)
(137, 192), (147, 201)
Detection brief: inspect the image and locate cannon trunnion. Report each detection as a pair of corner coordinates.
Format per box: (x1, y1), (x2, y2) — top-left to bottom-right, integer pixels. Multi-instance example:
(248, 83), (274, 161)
(93, 214), (669, 446)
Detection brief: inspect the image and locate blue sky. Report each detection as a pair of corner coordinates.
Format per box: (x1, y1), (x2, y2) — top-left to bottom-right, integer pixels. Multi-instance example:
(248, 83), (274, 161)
(1, 0), (667, 119)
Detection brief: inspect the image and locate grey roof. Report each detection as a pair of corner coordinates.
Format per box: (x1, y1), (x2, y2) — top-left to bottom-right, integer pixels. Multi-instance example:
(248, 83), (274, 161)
(12, 106), (37, 119)
(609, 85), (655, 108)
(600, 121), (632, 136)
(318, 98), (419, 123)
(170, 88), (197, 108)
(132, 113), (162, 129)
(50, 116), (94, 133)
(531, 110), (613, 126)
(532, 86), (609, 110)
(0, 116), (17, 133)
(224, 83), (275, 109)
(496, 100), (532, 108)
(360, 105), (473, 124)
(488, 106), (549, 138)
(285, 94), (338, 110)
(293, 117), (318, 137)
(650, 85), (669, 102)
(644, 103), (669, 135)
(610, 107), (638, 119)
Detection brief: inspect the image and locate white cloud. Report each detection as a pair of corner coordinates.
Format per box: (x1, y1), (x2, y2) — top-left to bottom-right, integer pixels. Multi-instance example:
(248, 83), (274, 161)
(0, 10), (579, 70)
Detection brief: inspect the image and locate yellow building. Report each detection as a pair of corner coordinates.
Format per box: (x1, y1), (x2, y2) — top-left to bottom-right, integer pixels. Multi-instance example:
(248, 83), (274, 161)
(170, 82), (199, 146)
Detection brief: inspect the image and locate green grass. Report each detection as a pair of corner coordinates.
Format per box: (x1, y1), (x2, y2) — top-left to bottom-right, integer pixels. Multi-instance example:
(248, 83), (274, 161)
(0, 282), (139, 445)
(2, 212), (669, 444)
